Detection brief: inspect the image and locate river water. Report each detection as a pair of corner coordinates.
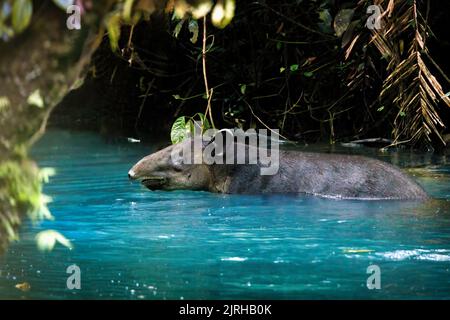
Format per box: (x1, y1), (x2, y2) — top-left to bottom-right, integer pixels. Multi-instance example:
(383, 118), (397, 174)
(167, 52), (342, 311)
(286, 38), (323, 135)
(0, 129), (449, 299)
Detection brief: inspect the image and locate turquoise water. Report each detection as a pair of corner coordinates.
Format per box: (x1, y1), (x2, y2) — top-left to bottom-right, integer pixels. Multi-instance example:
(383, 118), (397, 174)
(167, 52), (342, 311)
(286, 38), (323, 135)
(1, 129), (450, 299)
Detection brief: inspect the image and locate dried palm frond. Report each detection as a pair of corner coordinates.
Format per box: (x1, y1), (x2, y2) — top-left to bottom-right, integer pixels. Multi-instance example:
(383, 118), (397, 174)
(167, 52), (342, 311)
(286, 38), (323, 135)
(371, 0), (450, 145)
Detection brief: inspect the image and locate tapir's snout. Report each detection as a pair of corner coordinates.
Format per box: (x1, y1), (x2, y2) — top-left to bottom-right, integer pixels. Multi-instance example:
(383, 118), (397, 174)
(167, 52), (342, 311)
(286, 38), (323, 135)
(128, 169), (137, 180)
(128, 140), (211, 191)
(127, 153), (172, 190)
(128, 154), (152, 181)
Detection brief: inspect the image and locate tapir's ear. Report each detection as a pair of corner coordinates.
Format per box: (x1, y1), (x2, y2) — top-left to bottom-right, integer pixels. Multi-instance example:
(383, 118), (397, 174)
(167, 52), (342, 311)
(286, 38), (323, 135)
(202, 136), (214, 150)
(201, 129), (218, 150)
(202, 129), (234, 157)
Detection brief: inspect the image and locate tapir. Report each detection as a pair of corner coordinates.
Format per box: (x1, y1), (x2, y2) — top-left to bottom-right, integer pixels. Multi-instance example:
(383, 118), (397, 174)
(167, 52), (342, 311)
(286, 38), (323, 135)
(128, 138), (428, 200)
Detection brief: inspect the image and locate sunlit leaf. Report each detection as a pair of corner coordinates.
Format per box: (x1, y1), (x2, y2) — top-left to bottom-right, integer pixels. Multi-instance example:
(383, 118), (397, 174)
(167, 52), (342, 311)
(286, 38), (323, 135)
(106, 12), (122, 51)
(123, 0), (135, 23)
(27, 90), (44, 108)
(12, 0), (33, 33)
(35, 194), (54, 221)
(303, 71), (314, 77)
(173, 19), (185, 38)
(35, 230), (73, 252)
(211, 0), (235, 29)
(0, 96), (11, 111)
(173, 0), (190, 19)
(39, 167), (56, 183)
(191, 0), (213, 19)
(171, 116), (187, 144)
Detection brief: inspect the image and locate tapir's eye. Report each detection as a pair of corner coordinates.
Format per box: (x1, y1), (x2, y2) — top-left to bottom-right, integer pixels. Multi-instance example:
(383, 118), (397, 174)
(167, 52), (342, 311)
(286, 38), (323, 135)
(171, 158), (184, 172)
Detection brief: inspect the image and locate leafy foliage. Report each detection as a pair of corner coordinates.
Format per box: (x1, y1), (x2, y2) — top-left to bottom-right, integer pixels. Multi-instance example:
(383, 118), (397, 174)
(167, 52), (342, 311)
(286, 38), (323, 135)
(11, 0), (32, 33)
(80, 0), (448, 148)
(0, 160), (55, 253)
(171, 113), (211, 144)
(101, 0), (235, 51)
(0, 0), (75, 39)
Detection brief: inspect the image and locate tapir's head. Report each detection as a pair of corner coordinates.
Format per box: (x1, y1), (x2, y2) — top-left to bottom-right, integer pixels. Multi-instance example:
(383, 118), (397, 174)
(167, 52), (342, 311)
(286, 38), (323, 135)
(128, 139), (212, 191)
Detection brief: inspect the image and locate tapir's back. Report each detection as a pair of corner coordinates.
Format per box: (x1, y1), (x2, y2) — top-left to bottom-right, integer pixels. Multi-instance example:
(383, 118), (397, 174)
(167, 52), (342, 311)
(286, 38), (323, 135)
(226, 150), (428, 200)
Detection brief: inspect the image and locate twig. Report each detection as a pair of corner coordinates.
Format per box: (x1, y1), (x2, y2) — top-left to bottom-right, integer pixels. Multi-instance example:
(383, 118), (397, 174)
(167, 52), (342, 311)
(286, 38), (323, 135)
(243, 99), (290, 141)
(202, 17), (215, 128)
(135, 78), (155, 132)
(255, 2), (334, 38)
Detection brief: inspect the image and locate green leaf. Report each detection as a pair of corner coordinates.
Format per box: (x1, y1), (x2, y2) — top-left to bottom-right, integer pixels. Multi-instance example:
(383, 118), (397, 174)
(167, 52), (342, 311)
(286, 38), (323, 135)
(333, 8), (355, 37)
(279, 67), (286, 73)
(35, 194), (54, 221)
(36, 230), (73, 252)
(106, 12), (122, 51)
(12, 0), (33, 33)
(289, 64), (299, 72)
(0, 96), (11, 111)
(191, 0), (213, 19)
(39, 167), (56, 183)
(173, 19), (185, 38)
(171, 116), (188, 144)
(240, 84), (247, 95)
(318, 8), (333, 33)
(377, 106), (385, 112)
(276, 42), (282, 51)
(193, 113), (210, 130)
(123, 0), (135, 23)
(188, 19), (199, 43)
(399, 111), (406, 117)
(211, 0), (235, 29)
(27, 90), (44, 108)
(186, 119), (195, 136)
(303, 71), (314, 77)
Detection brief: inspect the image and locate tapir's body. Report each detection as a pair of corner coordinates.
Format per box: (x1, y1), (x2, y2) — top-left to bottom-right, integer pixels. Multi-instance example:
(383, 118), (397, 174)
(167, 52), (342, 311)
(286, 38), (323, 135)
(128, 139), (428, 200)
(217, 151), (428, 200)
